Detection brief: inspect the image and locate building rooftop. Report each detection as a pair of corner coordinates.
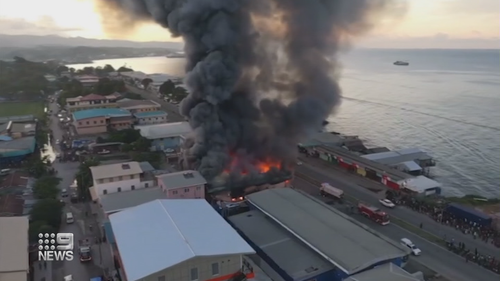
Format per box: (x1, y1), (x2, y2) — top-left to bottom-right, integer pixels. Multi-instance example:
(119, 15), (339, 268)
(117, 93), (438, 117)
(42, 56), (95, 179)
(403, 175), (441, 193)
(109, 199), (255, 281)
(0, 136), (36, 156)
(0, 216), (29, 274)
(362, 148), (433, 166)
(345, 263), (422, 281)
(136, 122), (192, 139)
(100, 187), (166, 214)
(133, 111), (168, 118)
(118, 99), (161, 110)
(229, 210), (335, 280)
(0, 194), (24, 216)
(80, 93), (106, 101)
(246, 188), (409, 275)
(10, 122), (36, 134)
(73, 108), (131, 121)
(138, 161), (155, 173)
(90, 161), (143, 180)
(156, 170), (206, 190)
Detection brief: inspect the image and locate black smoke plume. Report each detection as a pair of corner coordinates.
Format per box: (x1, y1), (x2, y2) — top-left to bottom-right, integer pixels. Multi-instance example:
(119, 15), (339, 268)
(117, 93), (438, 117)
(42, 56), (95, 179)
(94, 0), (395, 185)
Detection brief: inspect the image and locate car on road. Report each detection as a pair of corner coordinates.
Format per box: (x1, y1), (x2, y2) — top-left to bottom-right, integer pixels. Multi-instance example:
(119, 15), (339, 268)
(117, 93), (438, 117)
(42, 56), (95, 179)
(379, 198), (395, 208)
(97, 149), (111, 155)
(296, 161), (303, 165)
(401, 238), (421, 256)
(61, 188), (68, 198)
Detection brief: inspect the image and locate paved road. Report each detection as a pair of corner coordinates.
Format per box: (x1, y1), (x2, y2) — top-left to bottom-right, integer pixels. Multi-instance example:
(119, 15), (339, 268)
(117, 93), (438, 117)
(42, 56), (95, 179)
(293, 163), (499, 281)
(295, 157), (500, 260)
(47, 101), (103, 280)
(125, 85), (185, 122)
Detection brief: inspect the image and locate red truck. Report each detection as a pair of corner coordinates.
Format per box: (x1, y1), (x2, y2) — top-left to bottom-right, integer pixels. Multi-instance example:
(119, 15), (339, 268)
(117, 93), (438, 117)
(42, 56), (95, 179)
(78, 238), (92, 262)
(358, 203), (390, 225)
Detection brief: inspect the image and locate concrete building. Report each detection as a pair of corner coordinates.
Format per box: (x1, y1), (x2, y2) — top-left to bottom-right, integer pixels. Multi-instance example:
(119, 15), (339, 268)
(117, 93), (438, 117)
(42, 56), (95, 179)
(300, 132), (367, 153)
(74, 75), (99, 87)
(136, 122), (192, 151)
(117, 99), (161, 114)
(89, 161), (155, 196)
(109, 199), (255, 281)
(232, 188), (410, 281)
(73, 108), (133, 135)
(0, 216), (29, 281)
(66, 93), (118, 112)
(157, 170), (207, 199)
(400, 175), (442, 196)
(99, 186), (167, 215)
(134, 111), (168, 125)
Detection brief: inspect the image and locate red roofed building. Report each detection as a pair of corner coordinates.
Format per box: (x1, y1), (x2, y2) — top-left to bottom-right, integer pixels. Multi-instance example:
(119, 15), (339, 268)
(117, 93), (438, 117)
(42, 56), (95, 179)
(66, 93), (118, 112)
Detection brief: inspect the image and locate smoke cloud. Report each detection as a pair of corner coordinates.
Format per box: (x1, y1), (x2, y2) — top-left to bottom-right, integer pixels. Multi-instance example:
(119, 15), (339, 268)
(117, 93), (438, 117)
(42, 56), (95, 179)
(94, 0), (397, 183)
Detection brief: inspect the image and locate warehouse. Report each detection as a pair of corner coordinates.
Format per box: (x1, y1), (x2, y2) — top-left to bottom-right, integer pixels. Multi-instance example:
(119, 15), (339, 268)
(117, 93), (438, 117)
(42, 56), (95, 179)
(241, 188), (410, 281)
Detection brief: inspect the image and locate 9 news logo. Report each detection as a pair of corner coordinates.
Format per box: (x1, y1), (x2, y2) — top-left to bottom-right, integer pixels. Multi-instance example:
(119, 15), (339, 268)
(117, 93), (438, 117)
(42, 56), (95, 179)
(37, 233), (74, 261)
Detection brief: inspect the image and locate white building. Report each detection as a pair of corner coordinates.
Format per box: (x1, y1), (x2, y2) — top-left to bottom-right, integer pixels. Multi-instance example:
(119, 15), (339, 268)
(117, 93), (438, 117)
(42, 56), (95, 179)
(136, 122), (192, 151)
(109, 199), (255, 281)
(89, 161), (156, 196)
(0, 217), (29, 281)
(134, 111), (168, 125)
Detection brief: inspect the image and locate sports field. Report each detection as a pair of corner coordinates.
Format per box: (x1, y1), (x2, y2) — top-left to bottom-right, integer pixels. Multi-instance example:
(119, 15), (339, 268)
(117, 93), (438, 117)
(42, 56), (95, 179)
(0, 101), (45, 118)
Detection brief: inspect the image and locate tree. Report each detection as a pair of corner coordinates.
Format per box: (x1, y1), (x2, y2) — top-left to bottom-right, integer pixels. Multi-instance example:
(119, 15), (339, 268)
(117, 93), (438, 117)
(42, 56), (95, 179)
(159, 80), (176, 95)
(103, 64), (115, 73)
(29, 221), (55, 243)
(33, 175), (62, 199)
(76, 158), (100, 200)
(30, 199), (64, 230)
(26, 156), (51, 178)
(93, 78), (125, 95)
(117, 66), (134, 72)
(106, 128), (141, 144)
(141, 78), (153, 89)
(171, 86), (189, 102)
(55, 65), (69, 76)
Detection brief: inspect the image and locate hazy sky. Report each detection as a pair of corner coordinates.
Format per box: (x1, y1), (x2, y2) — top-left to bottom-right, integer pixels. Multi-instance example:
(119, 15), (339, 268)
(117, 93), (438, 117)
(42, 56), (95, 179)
(0, 0), (498, 49)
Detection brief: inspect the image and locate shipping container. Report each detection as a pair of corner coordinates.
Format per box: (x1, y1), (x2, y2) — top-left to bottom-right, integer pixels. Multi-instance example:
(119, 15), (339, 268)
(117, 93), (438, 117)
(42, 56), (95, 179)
(446, 203), (492, 226)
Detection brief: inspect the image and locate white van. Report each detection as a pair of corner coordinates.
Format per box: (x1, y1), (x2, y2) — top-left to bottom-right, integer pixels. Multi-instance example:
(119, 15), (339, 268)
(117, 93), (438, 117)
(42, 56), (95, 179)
(401, 238), (421, 255)
(0, 169), (11, 176)
(66, 212), (74, 224)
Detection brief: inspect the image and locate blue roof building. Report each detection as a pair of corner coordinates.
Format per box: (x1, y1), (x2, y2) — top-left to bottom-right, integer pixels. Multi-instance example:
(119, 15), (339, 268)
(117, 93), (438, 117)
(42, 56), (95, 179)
(133, 111), (168, 125)
(73, 108), (131, 121)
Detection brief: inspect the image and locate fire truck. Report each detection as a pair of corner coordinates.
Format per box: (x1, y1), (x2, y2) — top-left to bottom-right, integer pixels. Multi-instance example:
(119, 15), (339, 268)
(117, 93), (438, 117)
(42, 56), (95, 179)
(358, 202), (390, 225)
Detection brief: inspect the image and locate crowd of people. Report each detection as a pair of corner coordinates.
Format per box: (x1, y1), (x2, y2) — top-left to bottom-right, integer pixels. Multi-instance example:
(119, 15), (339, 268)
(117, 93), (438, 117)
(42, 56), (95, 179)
(446, 240), (500, 273)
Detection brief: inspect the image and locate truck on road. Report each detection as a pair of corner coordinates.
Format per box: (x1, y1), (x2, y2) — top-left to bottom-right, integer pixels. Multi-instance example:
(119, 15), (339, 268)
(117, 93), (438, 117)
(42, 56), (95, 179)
(320, 183), (344, 200)
(78, 238), (92, 262)
(358, 202), (390, 225)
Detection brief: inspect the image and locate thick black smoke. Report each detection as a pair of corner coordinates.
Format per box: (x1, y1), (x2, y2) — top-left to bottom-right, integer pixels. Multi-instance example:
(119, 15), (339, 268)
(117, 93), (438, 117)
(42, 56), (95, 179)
(95, 0), (392, 183)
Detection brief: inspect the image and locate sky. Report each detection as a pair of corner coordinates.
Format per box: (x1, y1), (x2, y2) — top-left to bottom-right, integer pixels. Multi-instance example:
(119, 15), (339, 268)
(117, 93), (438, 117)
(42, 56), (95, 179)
(0, 0), (498, 49)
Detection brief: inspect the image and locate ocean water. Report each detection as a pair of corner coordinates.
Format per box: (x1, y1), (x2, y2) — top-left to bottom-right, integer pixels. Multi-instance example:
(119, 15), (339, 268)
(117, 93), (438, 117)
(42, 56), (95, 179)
(68, 49), (500, 198)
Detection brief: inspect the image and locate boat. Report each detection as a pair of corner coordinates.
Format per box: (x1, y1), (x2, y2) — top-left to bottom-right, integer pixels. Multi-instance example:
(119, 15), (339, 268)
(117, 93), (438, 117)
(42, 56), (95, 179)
(394, 61), (409, 66)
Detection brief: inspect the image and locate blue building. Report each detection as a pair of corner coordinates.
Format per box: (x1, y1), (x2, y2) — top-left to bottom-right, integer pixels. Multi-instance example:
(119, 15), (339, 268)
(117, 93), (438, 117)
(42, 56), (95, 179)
(228, 188), (411, 281)
(136, 122), (192, 151)
(0, 136), (36, 164)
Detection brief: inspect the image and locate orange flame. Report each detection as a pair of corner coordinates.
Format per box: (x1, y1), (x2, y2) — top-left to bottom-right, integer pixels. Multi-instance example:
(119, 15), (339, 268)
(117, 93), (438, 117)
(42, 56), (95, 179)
(224, 154), (282, 175)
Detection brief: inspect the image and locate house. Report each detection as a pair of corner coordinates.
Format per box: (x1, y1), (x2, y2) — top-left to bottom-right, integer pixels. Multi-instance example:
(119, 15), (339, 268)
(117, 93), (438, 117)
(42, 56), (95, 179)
(72, 108), (133, 135)
(89, 161), (155, 197)
(136, 122), (192, 151)
(157, 170), (207, 199)
(109, 199), (255, 281)
(117, 99), (161, 114)
(133, 111), (168, 125)
(0, 216), (29, 281)
(66, 93), (118, 112)
(74, 75), (99, 87)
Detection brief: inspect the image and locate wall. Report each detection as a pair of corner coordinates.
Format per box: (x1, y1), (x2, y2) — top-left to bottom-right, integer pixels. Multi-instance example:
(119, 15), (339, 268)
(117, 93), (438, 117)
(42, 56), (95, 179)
(158, 182), (205, 199)
(141, 255), (242, 281)
(151, 137), (182, 151)
(137, 115), (168, 125)
(133, 106), (161, 113)
(68, 100), (117, 112)
(93, 173), (142, 195)
(109, 116), (133, 130)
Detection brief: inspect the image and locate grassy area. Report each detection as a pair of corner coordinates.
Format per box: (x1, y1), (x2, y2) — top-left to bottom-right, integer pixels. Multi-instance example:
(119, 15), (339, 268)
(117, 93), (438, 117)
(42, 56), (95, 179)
(0, 101), (45, 118)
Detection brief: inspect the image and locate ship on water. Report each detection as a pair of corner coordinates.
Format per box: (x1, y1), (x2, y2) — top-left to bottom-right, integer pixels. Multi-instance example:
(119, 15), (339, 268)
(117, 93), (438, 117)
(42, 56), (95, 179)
(166, 52), (186, 58)
(394, 61), (409, 66)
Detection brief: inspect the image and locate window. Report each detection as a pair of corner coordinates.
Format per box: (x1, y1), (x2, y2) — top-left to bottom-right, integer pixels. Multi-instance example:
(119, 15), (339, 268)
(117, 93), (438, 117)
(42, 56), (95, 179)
(109, 178), (114, 182)
(196, 186), (201, 190)
(78, 122), (82, 125)
(173, 190), (178, 195)
(100, 120), (104, 123)
(190, 268), (198, 281)
(118, 176), (123, 181)
(211, 262), (220, 276)
(86, 121), (89, 125)
(117, 187), (122, 192)
(145, 183), (149, 188)
(130, 175), (134, 179)
(184, 188), (189, 193)
(158, 276), (165, 281)
(93, 121), (97, 124)
(98, 179), (104, 184)
(131, 185), (135, 190)
(103, 189), (107, 195)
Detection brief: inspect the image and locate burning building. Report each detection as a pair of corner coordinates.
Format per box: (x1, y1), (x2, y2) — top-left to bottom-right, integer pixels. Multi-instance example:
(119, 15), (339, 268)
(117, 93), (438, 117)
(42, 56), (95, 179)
(93, 0), (397, 192)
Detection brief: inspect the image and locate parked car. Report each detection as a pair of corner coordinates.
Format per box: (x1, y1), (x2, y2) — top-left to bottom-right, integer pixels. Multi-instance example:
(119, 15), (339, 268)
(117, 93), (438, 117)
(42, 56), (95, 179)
(401, 238), (421, 255)
(97, 149), (110, 155)
(379, 199), (395, 208)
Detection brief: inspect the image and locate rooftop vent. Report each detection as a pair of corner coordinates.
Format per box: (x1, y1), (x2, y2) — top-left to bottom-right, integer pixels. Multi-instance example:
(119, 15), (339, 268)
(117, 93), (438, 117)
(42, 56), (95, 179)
(304, 267), (318, 273)
(183, 172), (194, 179)
(122, 164), (130, 170)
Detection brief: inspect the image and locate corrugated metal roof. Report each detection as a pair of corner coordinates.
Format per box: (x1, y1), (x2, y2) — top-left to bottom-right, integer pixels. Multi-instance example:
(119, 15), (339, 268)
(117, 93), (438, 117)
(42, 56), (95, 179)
(0, 216), (29, 273)
(109, 199), (255, 281)
(362, 148), (432, 166)
(246, 188), (409, 275)
(403, 176), (441, 193)
(157, 170), (206, 190)
(73, 108), (131, 121)
(100, 187), (166, 213)
(136, 122), (192, 139)
(134, 111), (168, 118)
(345, 263), (421, 281)
(229, 210), (335, 280)
(89, 161), (143, 180)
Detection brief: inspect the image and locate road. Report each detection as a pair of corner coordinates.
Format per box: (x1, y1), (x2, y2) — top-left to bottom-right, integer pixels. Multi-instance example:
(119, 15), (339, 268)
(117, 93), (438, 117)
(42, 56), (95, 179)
(295, 157), (500, 260)
(47, 100), (103, 280)
(293, 163), (499, 281)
